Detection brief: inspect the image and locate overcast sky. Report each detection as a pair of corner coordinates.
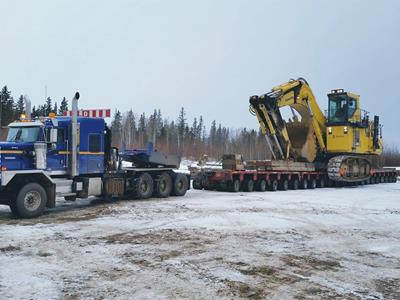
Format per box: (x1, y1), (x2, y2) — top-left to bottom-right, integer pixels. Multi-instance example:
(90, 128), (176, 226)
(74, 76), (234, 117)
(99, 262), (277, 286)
(1, 0), (399, 145)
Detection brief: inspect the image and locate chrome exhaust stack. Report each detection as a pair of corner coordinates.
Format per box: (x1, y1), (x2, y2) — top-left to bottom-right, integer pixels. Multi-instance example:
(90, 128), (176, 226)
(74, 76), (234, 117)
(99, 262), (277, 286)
(23, 95), (32, 118)
(70, 92), (80, 177)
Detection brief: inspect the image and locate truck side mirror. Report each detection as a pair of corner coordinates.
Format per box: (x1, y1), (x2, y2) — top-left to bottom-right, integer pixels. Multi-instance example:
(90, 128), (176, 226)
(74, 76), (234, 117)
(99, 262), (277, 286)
(49, 128), (58, 143)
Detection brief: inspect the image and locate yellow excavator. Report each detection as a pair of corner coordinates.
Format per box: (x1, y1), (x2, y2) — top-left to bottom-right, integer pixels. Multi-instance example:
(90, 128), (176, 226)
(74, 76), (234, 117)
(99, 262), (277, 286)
(249, 78), (383, 183)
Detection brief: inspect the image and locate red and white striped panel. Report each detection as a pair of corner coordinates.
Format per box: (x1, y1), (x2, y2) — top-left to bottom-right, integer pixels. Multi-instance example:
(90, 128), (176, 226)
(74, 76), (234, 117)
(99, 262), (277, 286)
(63, 109), (111, 118)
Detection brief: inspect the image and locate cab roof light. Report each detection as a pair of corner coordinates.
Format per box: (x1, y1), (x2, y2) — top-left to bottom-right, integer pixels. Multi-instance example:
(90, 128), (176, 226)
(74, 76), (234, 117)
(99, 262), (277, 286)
(331, 89), (344, 94)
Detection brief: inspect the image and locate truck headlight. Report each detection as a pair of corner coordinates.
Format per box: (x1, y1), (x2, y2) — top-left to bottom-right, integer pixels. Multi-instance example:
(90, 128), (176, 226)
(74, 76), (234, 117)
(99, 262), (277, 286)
(344, 126), (348, 134)
(328, 127), (332, 134)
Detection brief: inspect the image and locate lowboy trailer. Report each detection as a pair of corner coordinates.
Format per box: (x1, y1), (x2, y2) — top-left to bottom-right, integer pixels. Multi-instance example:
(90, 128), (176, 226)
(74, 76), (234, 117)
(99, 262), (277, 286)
(193, 165), (397, 192)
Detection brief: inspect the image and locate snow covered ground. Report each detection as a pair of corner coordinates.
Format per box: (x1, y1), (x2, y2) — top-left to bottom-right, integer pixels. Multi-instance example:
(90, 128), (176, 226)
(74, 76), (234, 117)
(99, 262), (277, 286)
(0, 182), (400, 299)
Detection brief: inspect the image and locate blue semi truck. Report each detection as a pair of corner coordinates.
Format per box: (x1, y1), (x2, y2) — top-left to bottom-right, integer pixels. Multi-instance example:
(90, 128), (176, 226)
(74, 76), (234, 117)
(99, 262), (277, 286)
(0, 93), (189, 218)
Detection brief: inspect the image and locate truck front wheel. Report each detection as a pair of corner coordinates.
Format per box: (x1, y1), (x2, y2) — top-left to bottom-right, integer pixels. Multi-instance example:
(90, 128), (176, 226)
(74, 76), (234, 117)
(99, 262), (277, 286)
(12, 183), (47, 218)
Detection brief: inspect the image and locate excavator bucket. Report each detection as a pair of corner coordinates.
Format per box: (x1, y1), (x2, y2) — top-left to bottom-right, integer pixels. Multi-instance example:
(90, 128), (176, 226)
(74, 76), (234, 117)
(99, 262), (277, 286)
(286, 120), (317, 162)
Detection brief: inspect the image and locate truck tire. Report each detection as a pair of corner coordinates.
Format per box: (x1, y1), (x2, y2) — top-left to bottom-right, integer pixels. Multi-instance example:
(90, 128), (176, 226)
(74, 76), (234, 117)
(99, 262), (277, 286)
(229, 179), (241, 192)
(172, 173), (189, 196)
(243, 179), (254, 192)
(136, 173), (154, 199)
(155, 172), (172, 198)
(269, 179), (278, 191)
(12, 183), (47, 218)
(256, 179), (267, 192)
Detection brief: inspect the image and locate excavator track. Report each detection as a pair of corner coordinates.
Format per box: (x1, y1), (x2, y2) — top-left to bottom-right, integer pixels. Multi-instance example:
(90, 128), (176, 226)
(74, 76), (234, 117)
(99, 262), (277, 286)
(327, 155), (371, 183)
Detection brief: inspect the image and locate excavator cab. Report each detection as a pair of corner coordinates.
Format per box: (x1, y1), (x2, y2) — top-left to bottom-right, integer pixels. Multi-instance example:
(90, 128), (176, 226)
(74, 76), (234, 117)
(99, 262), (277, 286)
(327, 90), (360, 125)
(326, 89), (381, 155)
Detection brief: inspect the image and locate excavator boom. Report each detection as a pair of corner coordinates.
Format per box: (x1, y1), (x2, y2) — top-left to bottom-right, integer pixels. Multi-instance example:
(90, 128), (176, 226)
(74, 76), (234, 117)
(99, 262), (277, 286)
(249, 78), (326, 162)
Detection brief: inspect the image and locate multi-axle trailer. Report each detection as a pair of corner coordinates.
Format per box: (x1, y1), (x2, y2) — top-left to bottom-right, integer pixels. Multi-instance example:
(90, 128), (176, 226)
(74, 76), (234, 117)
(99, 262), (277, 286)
(192, 166), (398, 192)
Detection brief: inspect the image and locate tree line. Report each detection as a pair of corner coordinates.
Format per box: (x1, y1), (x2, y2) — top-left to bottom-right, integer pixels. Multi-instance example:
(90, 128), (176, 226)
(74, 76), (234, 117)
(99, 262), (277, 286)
(1, 84), (400, 165)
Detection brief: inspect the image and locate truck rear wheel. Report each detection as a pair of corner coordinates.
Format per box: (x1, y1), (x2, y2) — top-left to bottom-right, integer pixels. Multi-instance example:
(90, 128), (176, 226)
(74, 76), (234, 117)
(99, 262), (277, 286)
(136, 173), (154, 199)
(172, 173), (189, 196)
(12, 183), (47, 218)
(155, 172), (172, 197)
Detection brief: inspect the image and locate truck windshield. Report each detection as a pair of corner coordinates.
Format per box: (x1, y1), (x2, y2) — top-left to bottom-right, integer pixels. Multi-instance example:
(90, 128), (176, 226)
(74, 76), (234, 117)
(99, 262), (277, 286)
(7, 126), (41, 143)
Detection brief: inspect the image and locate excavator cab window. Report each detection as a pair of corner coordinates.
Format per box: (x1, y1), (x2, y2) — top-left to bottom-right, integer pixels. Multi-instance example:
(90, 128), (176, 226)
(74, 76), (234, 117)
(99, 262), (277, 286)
(328, 94), (356, 124)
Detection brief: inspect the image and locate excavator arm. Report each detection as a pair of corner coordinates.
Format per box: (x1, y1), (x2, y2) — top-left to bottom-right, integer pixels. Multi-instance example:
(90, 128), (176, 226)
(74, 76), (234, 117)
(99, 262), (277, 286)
(249, 78), (327, 162)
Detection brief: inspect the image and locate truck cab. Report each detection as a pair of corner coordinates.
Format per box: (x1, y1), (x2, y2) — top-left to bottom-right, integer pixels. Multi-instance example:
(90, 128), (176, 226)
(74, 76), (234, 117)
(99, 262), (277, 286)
(0, 116), (106, 175)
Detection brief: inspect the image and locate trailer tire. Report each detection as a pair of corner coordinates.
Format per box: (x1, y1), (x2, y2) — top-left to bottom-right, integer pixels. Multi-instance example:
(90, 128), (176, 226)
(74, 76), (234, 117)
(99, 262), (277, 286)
(256, 179), (267, 192)
(136, 173), (154, 199)
(269, 179), (278, 191)
(172, 173), (189, 196)
(301, 179), (308, 189)
(279, 179), (289, 191)
(155, 172), (172, 197)
(309, 178), (317, 189)
(243, 179), (254, 192)
(193, 180), (203, 190)
(229, 179), (241, 193)
(13, 183), (47, 218)
(317, 178), (325, 188)
(290, 178), (299, 190)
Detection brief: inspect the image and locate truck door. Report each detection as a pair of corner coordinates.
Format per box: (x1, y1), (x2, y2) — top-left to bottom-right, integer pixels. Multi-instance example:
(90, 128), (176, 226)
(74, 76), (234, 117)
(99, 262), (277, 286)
(86, 133), (104, 174)
(46, 127), (68, 172)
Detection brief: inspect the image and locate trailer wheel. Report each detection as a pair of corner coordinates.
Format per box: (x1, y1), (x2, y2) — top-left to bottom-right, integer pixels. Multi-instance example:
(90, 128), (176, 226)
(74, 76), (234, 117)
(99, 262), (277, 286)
(279, 179), (289, 191)
(317, 178), (325, 188)
(172, 173), (189, 196)
(229, 179), (241, 192)
(309, 178), (317, 189)
(243, 179), (254, 192)
(193, 180), (203, 190)
(256, 179), (267, 192)
(136, 173), (154, 199)
(301, 179), (308, 189)
(269, 179), (278, 191)
(290, 178), (299, 190)
(12, 183), (47, 218)
(155, 172), (172, 197)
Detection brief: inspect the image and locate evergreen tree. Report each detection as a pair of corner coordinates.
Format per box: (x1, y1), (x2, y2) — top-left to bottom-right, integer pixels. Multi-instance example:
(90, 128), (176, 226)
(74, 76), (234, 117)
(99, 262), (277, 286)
(0, 86), (15, 126)
(44, 97), (52, 115)
(16, 95), (25, 117)
(53, 102), (58, 114)
(59, 97), (68, 115)
(177, 107), (186, 150)
(111, 110), (123, 147)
